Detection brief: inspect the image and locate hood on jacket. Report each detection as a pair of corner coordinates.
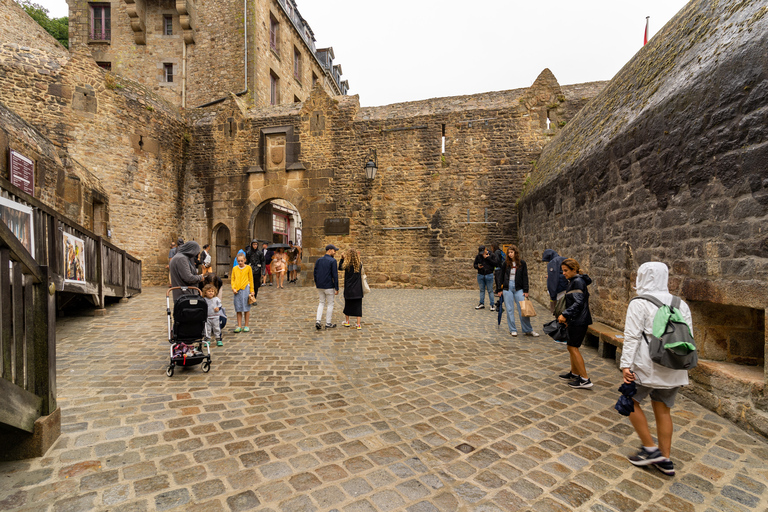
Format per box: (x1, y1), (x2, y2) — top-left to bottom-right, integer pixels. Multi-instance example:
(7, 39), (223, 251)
(635, 262), (670, 296)
(576, 274), (593, 286)
(177, 241), (200, 257)
(541, 249), (559, 262)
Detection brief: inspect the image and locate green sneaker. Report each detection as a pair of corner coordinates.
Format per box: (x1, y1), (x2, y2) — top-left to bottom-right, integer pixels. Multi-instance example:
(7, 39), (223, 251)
(233, 327), (241, 333)
(216, 339), (223, 346)
(243, 326), (250, 332)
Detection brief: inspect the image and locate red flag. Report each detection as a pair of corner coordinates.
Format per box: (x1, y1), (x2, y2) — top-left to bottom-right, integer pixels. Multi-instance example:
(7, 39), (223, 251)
(644, 17), (650, 45)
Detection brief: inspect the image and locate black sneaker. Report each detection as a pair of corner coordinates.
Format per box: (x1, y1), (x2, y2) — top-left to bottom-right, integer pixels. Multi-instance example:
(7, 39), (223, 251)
(475, 304), (485, 310)
(654, 459), (675, 476)
(568, 376), (593, 389)
(628, 447), (666, 466)
(315, 322), (322, 330)
(558, 371), (577, 381)
(325, 323), (337, 329)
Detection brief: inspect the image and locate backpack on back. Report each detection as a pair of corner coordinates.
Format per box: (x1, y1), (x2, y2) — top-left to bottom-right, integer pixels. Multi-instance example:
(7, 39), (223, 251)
(629, 295), (698, 370)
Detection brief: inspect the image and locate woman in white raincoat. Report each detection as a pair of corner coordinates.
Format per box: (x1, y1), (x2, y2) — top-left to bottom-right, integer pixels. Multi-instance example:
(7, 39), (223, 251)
(620, 262), (692, 477)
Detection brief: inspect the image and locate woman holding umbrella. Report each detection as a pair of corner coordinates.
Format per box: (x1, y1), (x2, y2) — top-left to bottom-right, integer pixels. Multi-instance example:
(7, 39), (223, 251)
(339, 248), (364, 329)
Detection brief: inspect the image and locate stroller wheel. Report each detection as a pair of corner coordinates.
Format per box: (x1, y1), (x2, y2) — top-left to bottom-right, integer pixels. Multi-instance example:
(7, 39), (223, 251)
(166, 366), (174, 377)
(201, 361), (211, 373)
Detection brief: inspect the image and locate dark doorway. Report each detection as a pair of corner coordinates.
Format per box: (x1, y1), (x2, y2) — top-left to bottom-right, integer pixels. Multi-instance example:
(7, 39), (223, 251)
(214, 224), (231, 278)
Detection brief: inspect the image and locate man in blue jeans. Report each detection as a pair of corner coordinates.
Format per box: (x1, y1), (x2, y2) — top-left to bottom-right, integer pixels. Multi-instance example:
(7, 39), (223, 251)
(473, 245), (497, 310)
(314, 244), (339, 329)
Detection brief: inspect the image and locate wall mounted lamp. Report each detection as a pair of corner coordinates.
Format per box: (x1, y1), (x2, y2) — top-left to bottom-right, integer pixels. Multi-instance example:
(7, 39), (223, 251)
(364, 149), (378, 180)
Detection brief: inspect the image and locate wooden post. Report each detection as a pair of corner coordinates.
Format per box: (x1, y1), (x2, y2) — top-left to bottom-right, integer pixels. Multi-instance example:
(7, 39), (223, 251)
(96, 237), (105, 310)
(12, 264), (24, 387)
(121, 249), (128, 300)
(23, 280), (34, 393)
(33, 266), (56, 415)
(0, 249), (10, 381)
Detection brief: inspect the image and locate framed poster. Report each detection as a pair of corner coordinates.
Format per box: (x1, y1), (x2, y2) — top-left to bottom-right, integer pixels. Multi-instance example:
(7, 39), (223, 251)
(10, 150), (35, 196)
(63, 232), (86, 283)
(0, 196), (34, 256)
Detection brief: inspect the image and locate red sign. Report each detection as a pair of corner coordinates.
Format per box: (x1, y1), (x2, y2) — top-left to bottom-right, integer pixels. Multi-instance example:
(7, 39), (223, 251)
(10, 150), (34, 196)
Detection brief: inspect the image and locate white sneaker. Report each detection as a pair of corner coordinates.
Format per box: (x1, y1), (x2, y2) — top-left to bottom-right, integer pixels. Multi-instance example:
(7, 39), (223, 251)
(475, 304), (485, 310)
(490, 305), (496, 312)
(510, 331), (518, 337)
(525, 331), (540, 337)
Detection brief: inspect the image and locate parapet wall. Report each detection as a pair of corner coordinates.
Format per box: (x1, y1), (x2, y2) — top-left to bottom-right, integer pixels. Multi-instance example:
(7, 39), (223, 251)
(518, 0), (768, 436)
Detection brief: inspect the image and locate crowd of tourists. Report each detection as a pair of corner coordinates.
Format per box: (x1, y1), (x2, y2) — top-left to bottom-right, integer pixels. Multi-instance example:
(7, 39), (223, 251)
(475, 243), (693, 477)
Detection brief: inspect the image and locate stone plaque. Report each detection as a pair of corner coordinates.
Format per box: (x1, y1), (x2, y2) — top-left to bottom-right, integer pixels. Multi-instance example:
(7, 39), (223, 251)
(10, 150), (34, 196)
(324, 217), (350, 235)
(266, 134), (286, 171)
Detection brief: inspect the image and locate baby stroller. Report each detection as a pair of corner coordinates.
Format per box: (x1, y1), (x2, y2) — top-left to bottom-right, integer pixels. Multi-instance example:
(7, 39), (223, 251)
(166, 287), (211, 377)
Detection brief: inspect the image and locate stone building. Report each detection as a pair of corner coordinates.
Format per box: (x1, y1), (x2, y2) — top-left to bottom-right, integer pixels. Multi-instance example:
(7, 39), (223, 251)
(66, 0), (348, 108)
(518, 0), (768, 437)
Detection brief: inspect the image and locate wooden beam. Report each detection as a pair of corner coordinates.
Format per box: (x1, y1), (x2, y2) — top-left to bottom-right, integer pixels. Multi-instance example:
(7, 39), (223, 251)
(0, 221), (43, 284)
(1, 249), (10, 381)
(12, 265), (24, 387)
(0, 376), (42, 433)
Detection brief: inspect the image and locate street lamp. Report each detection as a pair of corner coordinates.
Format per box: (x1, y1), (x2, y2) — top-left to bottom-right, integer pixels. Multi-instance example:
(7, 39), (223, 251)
(364, 149), (378, 180)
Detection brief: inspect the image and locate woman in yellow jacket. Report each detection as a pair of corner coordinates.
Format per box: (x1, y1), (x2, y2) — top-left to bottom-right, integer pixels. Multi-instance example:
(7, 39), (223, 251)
(231, 253), (255, 332)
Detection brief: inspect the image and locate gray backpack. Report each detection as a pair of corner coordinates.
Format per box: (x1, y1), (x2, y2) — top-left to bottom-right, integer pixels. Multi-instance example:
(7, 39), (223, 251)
(629, 295), (698, 370)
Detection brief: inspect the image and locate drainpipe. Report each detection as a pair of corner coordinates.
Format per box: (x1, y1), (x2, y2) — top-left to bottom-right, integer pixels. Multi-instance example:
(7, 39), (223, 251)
(182, 41), (187, 108)
(243, 0), (248, 92)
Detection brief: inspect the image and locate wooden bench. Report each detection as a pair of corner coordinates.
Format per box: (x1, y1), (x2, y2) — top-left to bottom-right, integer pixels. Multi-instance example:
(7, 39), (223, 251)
(586, 322), (625, 360)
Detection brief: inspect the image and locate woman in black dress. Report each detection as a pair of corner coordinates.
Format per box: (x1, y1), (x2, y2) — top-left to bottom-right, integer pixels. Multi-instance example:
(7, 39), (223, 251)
(340, 249), (364, 329)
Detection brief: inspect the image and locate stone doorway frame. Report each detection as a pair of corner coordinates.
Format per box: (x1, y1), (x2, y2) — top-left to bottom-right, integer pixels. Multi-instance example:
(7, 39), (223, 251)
(212, 222), (231, 278)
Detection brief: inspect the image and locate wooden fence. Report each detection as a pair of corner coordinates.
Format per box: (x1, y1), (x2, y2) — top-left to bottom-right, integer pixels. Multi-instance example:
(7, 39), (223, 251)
(0, 176), (141, 451)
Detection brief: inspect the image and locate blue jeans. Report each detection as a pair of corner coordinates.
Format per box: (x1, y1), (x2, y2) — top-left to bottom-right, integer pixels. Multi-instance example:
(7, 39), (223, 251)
(503, 286), (533, 333)
(477, 274), (494, 306)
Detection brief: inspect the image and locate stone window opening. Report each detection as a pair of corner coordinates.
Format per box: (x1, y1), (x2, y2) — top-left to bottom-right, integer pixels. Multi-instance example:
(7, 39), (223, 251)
(96, 61), (111, 71)
(312, 72), (318, 89)
(164, 63), (174, 83)
(293, 47), (302, 82)
(294, 95), (300, 103)
(163, 15), (173, 36)
(270, 71), (279, 105)
(689, 301), (765, 371)
(270, 15), (279, 54)
(546, 109), (551, 130)
(441, 124), (446, 154)
(90, 3), (111, 41)
(138, 136), (144, 150)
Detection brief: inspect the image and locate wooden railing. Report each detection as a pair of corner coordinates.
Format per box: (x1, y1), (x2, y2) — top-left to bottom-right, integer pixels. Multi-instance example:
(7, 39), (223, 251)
(0, 218), (56, 434)
(0, 177), (141, 309)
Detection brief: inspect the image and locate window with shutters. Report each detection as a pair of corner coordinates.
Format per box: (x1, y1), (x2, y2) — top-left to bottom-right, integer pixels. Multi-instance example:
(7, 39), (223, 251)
(90, 4), (111, 41)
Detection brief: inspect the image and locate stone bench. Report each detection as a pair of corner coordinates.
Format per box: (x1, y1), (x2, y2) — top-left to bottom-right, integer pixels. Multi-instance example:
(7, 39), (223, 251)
(586, 322), (625, 360)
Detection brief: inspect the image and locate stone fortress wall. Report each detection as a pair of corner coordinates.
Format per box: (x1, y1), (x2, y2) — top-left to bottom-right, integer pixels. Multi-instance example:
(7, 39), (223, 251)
(518, 0), (768, 436)
(1, 0), (189, 284)
(185, 72), (605, 288)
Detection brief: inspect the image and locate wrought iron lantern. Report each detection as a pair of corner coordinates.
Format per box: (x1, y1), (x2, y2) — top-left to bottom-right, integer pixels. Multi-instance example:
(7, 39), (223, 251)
(364, 149), (378, 180)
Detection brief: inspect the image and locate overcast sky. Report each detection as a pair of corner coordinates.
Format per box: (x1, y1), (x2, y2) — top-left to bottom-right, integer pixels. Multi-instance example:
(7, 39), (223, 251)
(33, 0), (689, 106)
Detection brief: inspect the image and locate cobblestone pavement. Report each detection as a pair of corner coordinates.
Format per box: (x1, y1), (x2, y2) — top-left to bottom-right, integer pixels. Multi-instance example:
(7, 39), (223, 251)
(1, 285), (767, 512)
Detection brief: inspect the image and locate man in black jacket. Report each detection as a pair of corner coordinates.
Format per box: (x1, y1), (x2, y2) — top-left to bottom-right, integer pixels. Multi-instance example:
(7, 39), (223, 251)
(245, 240), (264, 298)
(473, 245), (498, 311)
(314, 244), (339, 329)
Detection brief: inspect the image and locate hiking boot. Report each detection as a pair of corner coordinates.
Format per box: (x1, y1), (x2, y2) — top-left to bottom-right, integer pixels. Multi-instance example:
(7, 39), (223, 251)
(654, 459), (676, 476)
(568, 376), (593, 389)
(315, 322), (322, 330)
(628, 447), (666, 466)
(475, 304), (485, 310)
(558, 371), (577, 381)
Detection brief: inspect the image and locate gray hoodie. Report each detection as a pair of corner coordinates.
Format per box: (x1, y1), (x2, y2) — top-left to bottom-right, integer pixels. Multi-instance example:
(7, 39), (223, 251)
(170, 241), (203, 301)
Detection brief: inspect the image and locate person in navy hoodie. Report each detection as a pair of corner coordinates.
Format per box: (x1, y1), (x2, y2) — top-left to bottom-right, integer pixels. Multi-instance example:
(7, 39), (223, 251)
(314, 244), (339, 330)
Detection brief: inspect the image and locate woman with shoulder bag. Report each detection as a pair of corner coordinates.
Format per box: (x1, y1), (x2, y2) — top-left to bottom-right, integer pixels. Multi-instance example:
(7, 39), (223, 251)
(494, 245), (539, 338)
(557, 258), (594, 389)
(340, 249), (364, 330)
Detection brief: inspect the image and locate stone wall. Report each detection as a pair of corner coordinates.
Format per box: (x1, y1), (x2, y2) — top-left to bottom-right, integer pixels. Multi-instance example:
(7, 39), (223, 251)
(0, 102), (108, 229)
(0, 0), (68, 56)
(518, 0), (768, 436)
(187, 71), (606, 288)
(0, 40), (189, 284)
